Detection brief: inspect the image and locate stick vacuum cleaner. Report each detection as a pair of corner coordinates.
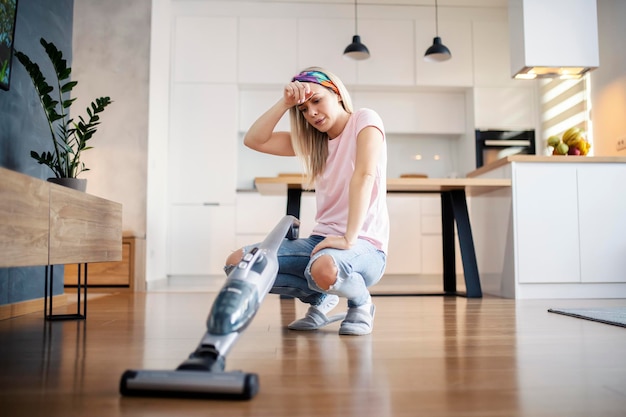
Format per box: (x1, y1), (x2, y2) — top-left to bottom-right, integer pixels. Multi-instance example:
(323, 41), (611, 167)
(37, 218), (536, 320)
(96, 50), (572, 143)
(119, 215), (299, 400)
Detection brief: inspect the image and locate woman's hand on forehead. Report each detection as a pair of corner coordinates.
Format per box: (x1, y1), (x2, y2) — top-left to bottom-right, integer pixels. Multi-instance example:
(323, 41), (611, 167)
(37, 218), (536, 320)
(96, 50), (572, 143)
(285, 81), (314, 105)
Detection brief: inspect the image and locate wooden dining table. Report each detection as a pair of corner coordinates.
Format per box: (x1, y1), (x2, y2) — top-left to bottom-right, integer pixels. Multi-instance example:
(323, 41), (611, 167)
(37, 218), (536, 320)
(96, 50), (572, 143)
(254, 175), (511, 298)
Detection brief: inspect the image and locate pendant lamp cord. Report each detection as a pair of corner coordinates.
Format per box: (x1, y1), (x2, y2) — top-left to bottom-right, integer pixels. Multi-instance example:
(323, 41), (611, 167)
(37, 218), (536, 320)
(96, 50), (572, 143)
(354, 0), (359, 34)
(435, 0), (439, 36)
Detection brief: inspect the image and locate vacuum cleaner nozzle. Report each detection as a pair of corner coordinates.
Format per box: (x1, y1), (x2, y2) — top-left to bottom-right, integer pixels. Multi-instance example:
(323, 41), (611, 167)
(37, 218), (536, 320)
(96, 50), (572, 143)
(120, 369), (259, 400)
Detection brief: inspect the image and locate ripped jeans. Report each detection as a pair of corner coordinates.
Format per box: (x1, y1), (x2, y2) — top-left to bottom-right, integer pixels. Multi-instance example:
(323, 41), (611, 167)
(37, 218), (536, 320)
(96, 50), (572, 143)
(239, 235), (386, 308)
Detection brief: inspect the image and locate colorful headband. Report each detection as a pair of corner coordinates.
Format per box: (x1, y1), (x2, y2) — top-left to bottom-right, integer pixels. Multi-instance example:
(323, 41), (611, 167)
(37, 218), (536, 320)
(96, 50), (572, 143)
(292, 70), (340, 96)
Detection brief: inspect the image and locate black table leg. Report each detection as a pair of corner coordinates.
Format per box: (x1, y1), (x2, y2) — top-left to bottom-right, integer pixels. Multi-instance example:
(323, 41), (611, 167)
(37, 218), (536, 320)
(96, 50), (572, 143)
(449, 189), (482, 298)
(286, 187), (302, 240)
(441, 192), (457, 294)
(282, 187), (303, 299)
(286, 188), (302, 219)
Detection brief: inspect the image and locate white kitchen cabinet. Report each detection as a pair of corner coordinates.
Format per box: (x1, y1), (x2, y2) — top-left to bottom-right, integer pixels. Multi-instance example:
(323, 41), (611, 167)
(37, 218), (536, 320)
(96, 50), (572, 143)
(297, 18), (357, 85)
(420, 195), (442, 275)
(578, 164), (626, 283)
(419, 195), (463, 275)
(234, 192), (316, 248)
(386, 195), (422, 275)
(513, 163), (580, 283)
(168, 83), (238, 276)
(298, 193), (317, 238)
(388, 194), (462, 276)
(514, 161), (626, 289)
(239, 90), (290, 133)
(471, 18), (539, 131)
(473, 86), (537, 131)
(420, 194), (442, 233)
(472, 20), (515, 88)
(352, 91), (466, 134)
(172, 16), (237, 83)
(238, 18), (299, 84)
(236, 193), (287, 235)
(356, 19), (415, 86)
(415, 17), (473, 87)
(471, 157), (626, 299)
(169, 83), (238, 205)
(168, 205), (236, 276)
(421, 235), (445, 275)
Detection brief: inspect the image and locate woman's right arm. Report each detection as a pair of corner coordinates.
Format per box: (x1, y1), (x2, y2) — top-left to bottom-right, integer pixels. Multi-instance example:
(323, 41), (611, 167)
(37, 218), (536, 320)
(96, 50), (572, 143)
(243, 81), (312, 156)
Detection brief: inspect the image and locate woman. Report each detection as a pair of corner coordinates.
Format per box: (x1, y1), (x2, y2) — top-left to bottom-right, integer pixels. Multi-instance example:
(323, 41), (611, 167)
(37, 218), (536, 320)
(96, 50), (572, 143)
(225, 67), (388, 336)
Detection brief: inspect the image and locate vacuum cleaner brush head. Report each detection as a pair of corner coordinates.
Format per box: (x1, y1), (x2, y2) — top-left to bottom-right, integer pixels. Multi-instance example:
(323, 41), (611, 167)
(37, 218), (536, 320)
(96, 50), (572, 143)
(120, 369), (259, 400)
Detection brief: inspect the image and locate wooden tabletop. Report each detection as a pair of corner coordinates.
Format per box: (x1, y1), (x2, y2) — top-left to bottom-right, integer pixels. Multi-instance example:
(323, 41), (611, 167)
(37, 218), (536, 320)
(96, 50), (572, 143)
(254, 175), (511, 196)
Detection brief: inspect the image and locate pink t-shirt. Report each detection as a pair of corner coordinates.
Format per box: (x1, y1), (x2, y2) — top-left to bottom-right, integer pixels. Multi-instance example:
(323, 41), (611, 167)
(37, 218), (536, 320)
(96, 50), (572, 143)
(311, 108), (389, 253)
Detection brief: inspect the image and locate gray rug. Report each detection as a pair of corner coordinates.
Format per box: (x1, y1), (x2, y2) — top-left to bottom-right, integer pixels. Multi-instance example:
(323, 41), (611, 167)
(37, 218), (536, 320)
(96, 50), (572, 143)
(548, 307), (626, 328)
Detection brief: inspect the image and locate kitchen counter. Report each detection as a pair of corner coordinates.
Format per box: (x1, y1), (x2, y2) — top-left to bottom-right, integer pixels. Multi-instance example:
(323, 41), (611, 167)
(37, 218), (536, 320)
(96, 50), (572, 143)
(467, 155), (626, 178)
(469, 156), (626, 299)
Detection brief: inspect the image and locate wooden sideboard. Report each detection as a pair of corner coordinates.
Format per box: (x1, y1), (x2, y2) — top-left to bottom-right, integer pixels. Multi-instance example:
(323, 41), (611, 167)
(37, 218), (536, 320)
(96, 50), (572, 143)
(0, 167), (122, 318)
(65, 235), (146, 292)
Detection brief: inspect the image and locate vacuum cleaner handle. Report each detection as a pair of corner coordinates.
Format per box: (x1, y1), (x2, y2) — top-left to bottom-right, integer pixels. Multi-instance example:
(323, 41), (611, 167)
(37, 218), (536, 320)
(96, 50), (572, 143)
(203, 215), (299, 338)
(260, 215), (300, 251)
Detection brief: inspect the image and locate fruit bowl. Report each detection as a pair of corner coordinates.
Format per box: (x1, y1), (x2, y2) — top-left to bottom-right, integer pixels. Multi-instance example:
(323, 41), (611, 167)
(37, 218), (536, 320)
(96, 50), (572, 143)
(547, 127), (591, 156)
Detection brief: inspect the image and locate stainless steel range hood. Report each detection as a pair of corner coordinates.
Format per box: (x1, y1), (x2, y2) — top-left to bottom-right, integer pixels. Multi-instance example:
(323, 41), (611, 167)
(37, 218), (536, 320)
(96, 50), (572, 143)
(509, 0), (599, 79)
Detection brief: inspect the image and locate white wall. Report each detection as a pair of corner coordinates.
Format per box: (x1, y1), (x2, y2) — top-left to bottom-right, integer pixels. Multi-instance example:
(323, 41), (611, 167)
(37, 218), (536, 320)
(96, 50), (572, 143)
(145, 0), (172, 285)
(591, 0), (626, 156)
(72, 0), (151, 238)
(71, 0), (153, 286)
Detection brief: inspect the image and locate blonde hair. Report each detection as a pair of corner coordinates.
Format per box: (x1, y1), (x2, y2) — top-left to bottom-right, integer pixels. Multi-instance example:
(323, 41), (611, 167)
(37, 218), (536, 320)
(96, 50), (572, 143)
(289, 67), (353, 186)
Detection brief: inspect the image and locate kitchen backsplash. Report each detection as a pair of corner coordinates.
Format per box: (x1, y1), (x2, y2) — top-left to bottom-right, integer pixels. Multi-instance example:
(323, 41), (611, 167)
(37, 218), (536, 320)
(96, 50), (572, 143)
(236, 133), (463, 190)
(385, 134), (461, 179)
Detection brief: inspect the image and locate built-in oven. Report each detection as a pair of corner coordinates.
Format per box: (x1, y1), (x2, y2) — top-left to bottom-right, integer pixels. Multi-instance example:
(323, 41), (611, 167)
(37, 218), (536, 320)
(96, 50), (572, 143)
(475, 129), (536, 168)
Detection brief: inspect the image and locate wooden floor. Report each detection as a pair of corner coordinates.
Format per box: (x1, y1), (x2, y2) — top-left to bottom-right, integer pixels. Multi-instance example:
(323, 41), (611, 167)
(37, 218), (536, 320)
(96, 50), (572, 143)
(1, 277), (626, 417)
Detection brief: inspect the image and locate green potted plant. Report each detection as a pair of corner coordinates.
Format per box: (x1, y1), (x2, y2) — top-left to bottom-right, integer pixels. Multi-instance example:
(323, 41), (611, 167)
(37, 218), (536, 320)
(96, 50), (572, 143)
(14, 38), (112, 191)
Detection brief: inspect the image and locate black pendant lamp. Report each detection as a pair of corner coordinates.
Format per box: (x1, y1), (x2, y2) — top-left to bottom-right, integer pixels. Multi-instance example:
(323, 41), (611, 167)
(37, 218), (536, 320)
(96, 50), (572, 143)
(343, 0), (370, 60)
(424, 0), (451, 62)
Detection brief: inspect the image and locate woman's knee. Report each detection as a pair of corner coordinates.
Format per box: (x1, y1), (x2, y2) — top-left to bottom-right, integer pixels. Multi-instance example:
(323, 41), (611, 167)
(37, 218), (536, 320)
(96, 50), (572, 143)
(225, 248), (244, 266)
(309, 255), (337, 290)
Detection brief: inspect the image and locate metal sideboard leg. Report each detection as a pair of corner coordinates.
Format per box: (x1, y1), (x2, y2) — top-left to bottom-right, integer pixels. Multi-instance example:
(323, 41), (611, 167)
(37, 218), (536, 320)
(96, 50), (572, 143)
(44, 263), (88, 321)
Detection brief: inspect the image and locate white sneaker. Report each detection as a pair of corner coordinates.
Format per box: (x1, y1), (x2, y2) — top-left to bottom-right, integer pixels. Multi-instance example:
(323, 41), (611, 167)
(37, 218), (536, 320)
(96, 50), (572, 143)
(338, 304), (376, 336)
(315, 294), (339, 314)
(287, 295), (346, 331)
